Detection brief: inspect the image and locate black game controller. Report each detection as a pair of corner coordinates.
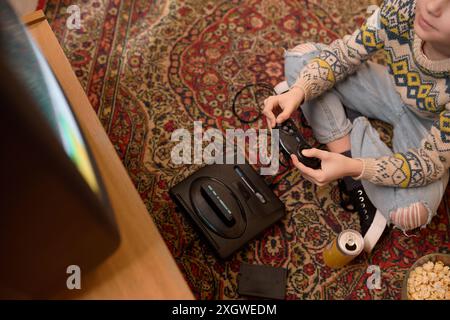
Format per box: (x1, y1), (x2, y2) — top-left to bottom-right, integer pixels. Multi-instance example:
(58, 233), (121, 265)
(276, 119), (321, 170)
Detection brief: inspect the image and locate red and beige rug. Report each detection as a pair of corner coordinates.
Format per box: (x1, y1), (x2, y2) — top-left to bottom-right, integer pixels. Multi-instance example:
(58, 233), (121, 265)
(41, 0), (449, 299)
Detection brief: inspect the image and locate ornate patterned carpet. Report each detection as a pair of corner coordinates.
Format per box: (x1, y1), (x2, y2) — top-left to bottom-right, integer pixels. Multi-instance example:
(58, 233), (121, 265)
(42, 0), (450, 299)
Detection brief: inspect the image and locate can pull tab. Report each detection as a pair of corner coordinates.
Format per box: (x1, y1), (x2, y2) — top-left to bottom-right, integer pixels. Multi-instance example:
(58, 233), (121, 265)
(345, 237), (357, 252)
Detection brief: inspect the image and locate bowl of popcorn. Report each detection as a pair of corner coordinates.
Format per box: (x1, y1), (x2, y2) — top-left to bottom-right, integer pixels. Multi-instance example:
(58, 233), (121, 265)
(402, 253), (450, 300)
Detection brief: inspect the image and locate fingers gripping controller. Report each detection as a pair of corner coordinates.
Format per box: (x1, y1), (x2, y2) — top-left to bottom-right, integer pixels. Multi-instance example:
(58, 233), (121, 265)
(276, 119), (321, 169)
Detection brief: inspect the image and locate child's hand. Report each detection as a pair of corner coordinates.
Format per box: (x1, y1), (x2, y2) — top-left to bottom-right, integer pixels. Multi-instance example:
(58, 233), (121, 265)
(291, 148), (363, 187)
(263, 87), (305, 128)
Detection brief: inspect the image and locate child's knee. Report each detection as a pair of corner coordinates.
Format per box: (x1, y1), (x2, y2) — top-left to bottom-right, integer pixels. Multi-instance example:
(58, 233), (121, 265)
(284, 42), (322, 86)
(288, 43), (320, 55)
(389, 202), (433, 232)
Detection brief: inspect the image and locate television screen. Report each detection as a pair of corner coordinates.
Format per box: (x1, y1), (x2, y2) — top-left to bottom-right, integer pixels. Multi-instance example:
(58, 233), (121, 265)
(29, 35), (100, 195)
(0, 2), (120, 298)
(2, 5), (100, 196)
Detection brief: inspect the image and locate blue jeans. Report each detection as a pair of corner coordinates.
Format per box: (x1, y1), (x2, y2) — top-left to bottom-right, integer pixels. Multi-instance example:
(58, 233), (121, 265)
(284, 44), (449, 225)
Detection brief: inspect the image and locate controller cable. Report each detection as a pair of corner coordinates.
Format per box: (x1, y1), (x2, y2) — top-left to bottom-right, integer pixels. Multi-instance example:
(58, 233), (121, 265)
(231, 83), (292, 187)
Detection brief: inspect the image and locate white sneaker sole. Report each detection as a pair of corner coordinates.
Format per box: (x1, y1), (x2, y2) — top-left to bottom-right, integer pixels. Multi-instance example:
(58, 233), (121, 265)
(274, 81), (289, 95)
(363, 210), (387, 254)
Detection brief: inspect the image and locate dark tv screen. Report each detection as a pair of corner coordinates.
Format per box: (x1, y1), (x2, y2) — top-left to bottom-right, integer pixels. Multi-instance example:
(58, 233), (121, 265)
(0, 2), (120, 298)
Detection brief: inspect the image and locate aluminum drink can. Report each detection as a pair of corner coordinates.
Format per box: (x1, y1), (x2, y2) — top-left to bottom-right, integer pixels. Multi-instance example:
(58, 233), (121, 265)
(323, 229), (364, 268)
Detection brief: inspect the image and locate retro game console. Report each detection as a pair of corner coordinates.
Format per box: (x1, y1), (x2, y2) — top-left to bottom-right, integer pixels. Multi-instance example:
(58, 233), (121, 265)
(169, 164), (286, 259)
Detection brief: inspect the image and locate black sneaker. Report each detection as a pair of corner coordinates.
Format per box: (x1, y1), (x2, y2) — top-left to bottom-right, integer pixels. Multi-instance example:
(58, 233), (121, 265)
(338, 179), (387, 253)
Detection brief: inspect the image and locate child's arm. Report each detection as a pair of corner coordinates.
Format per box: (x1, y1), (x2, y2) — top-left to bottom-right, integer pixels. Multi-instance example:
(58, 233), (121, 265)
(264, 5), (387, 126)
(354, 107), (450, 188)
(291, 109), (450, 189)
(292, 108), (450, 188)
(293, 6), (385, 102)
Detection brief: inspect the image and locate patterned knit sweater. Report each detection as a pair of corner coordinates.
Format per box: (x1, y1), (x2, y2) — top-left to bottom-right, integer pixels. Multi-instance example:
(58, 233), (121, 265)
(293, 0), (450, 188)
